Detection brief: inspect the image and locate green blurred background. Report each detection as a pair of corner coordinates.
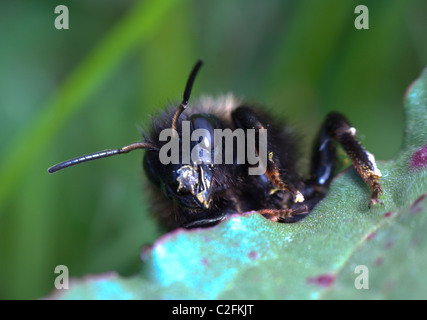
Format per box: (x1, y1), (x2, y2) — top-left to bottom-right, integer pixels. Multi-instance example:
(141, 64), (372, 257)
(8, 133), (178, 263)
(0, 0), (426, 299)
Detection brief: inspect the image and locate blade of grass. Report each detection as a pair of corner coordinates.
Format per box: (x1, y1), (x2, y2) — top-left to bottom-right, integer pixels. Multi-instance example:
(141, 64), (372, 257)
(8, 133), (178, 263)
(0, 0), (181, 211)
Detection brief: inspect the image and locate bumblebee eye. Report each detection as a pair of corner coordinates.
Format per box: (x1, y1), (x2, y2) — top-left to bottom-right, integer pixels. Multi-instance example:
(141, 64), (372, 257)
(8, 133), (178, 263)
(143, 152), (162, 188)
(190, 113), (222, 149)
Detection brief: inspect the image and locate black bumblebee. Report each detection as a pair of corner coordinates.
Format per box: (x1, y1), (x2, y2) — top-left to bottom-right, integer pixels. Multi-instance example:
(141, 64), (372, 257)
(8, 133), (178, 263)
(48, 60), (383, 230)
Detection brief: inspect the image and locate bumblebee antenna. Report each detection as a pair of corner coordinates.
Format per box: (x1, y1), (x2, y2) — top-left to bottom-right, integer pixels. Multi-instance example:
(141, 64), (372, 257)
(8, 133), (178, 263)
(49, 61), (202, 174)
(47, 141), (157, 173)
(171, 59), (203, 132)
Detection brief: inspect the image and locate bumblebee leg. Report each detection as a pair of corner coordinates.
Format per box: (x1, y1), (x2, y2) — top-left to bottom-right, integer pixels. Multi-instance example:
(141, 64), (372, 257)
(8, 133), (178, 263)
(231, 106), (304, 203)
(310, 112), (383, 207)
(258, 204), (309, 222)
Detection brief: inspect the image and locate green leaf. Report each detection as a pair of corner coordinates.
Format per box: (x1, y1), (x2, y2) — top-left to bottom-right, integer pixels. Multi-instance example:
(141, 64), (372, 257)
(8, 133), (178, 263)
(51, 68), (427, 300)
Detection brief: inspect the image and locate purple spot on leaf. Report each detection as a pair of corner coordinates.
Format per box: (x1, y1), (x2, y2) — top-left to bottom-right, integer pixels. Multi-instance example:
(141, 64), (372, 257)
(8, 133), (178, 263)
(410, 194), (426, 214)
(366, 232), (376, 240)
(410, 146), (427, 170)
(374, 257), (384, 266)
(248, 251), (258, 260)
(307, 274), (335, 288)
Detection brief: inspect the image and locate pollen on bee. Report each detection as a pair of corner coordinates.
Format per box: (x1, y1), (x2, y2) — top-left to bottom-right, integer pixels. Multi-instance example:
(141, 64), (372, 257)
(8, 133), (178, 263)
(347, 127), (356, 136)
(366, 151), (382, 177)
(294, 191), (305, 203)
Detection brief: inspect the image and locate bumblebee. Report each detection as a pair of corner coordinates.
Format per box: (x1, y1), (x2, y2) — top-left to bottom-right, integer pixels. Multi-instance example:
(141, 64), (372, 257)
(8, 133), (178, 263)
(48, 60), (383, 230)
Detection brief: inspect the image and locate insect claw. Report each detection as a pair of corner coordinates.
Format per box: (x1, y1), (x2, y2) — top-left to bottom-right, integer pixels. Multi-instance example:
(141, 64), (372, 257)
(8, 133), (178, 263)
(368, 197), (383, 209)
